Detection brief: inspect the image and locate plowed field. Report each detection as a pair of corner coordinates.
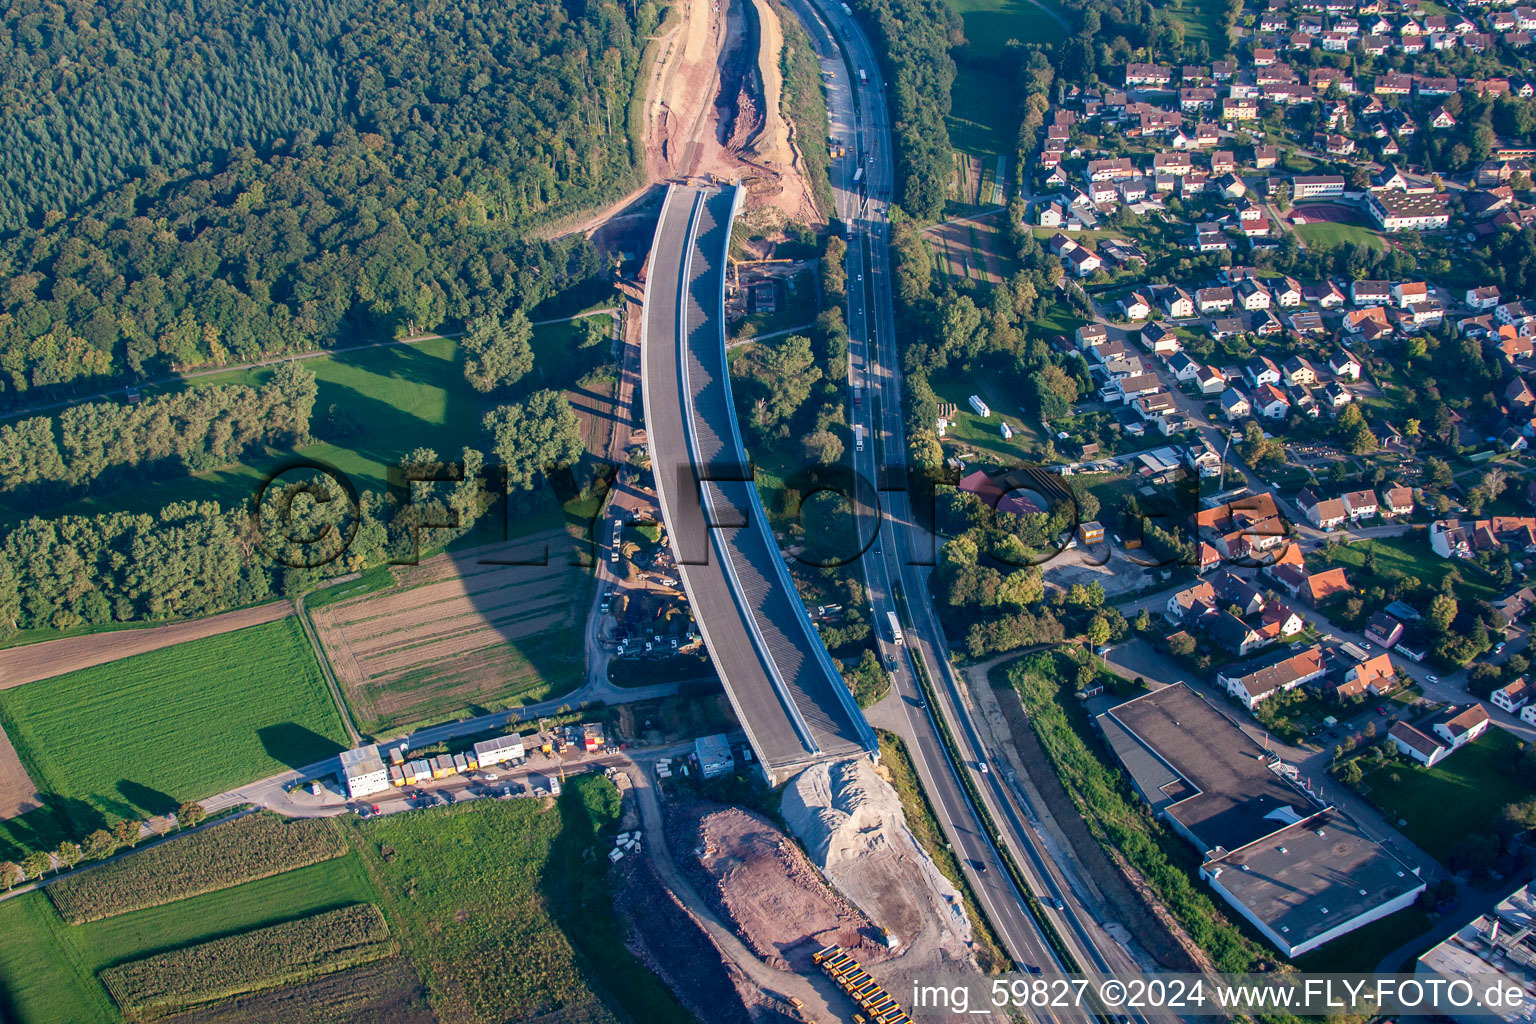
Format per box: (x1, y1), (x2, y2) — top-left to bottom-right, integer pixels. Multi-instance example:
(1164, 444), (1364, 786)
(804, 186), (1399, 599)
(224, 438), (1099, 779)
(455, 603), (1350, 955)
(311, 532), (588, 732)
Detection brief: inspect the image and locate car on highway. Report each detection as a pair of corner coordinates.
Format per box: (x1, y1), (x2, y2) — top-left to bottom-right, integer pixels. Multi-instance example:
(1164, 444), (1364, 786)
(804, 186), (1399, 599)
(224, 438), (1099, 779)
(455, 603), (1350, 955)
(1051, 897), (1065, 910)
(977, 760), (989, 774)
(1427, 674), (1439, 683)
(969, 858), (987, 873)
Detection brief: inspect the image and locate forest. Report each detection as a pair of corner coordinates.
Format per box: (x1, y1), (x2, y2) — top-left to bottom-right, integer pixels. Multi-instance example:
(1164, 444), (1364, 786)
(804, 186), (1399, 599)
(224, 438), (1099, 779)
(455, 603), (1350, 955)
(0, 363), (316, 492)
(0, 0), (650, 405)
(851, 0), (957, 220)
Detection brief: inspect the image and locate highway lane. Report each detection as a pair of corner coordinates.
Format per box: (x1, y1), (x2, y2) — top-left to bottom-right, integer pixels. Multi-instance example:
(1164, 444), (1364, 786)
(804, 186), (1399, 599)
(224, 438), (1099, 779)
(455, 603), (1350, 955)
(784, 0), (1093, 1003)
(788, 2), (1178, 1019)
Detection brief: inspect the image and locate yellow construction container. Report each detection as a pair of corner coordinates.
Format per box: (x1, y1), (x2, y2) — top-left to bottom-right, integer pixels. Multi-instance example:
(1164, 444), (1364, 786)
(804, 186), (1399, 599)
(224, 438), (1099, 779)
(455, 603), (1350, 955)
(812, 945), (840, 965)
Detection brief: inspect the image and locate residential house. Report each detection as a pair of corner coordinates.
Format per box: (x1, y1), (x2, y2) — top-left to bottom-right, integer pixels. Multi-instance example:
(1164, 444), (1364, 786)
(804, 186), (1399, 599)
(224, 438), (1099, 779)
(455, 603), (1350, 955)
(1342, 489), (1379, 521)
(1246, 356), (1282, 387)
(1273, 277), (1304, 307)
(1167, 581), (1219, 621)
(1323, 381), (1354, 409)
(1304, 281), (1347, 307)
(1365, 612), (1405, 648)
(1283, 355), (1318, 386)
(1156, 285), (1196, 318)
(1493, 677), (1534, 714)
(1378, 486), (1414, 518)
(1141, 320), (1181, 354)
(1197, 286), (1236, 313)
(1255, 382), (1292, 418)
(1066, 245), (1103, 277)
(1346, 653), (1399, 696)
(1298, 488), (1348, 529)
(1220, 388), (1252, 421)
(1119, 292), (1153, 320)
(1237, 278), (1272, 310)
(1167, 351), (1201, 381)
(1302, 567), (1351, 606)
(1330, 348), (1363, 380)
(1351, 280), (1392, 306)
(1467, 286), (1502, 310)
(1196, 364), (1227, 394)
(1217, 647), (1327, 709)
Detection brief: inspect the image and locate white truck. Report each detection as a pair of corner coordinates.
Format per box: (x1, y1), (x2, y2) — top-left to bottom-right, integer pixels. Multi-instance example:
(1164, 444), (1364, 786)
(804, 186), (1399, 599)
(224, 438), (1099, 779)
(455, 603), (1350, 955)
(858, 67), (868, 84)
(854, 423), (865, 452)
(886, 610), (904, 646)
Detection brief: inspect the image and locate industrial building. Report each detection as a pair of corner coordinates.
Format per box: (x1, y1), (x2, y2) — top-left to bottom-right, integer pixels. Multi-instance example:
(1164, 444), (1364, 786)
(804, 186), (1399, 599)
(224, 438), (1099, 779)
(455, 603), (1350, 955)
(1098, 684), (1425, 957)
(695, 734), (736, 779)
(1418, 881), (1536, 1024)
(339, 745), (390, 798)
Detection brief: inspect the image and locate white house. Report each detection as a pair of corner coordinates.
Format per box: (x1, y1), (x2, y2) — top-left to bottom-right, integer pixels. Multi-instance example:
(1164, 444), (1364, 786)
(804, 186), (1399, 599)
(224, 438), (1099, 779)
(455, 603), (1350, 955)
(1330, 349), (1363, 380)
(1493, 677), (1533, 714)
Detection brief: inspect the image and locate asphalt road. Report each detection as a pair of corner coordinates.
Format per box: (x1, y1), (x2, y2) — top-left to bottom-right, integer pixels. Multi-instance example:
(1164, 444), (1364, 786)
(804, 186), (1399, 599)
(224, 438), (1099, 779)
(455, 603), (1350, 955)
(785, 1), (1169, 1018)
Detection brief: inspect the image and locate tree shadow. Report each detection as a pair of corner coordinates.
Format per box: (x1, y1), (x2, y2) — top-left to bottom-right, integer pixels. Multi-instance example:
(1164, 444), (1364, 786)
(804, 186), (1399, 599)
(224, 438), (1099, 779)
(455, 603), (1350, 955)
(116, 780), (178, 818)
(257, 722), (346, 771)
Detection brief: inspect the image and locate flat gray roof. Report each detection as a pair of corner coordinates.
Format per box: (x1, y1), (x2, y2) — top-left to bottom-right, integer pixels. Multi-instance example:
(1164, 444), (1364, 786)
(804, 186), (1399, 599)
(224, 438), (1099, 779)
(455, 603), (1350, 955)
(1206, 810), (1422, 950)
(1103, 684), (1423, 951)
(1103, 683), (1312, 853)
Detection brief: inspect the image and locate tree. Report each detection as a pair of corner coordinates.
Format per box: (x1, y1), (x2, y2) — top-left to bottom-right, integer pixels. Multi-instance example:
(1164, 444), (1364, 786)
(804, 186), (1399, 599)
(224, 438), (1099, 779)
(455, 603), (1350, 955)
(1428, 592), (1458, 634)
(1504, 797), (1536, 832)
(21, 851), (50, 880)
(177, 801), (207, 829)
(802, 429), (844, 466)
(1426, 457), (1454, 489)
(1482, 466), (1510, 502)
(1134, 608), (1152, 633)
(84, 829), (117, 861)
(1086, 614), (1113, 647)
(0, 861), (19, 890)
(113, 818), (142, 849)
(746, 335), (822, 430)
(1168, 632), (1197, 657)
(56, 841), (82, 871)
(483, 389), (584, 491)
(461, 311), (535, 393)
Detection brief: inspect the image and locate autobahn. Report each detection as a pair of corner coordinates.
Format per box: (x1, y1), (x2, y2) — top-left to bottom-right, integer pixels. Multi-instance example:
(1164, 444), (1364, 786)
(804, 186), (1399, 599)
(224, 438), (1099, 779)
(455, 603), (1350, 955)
(784, 0), (1176, 1017)
(640, 182), (878, 785)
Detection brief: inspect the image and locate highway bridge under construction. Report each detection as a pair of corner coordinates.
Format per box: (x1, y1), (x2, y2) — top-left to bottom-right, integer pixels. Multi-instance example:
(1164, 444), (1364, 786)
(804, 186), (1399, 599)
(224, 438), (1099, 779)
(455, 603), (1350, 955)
(640, 183), (877, 784)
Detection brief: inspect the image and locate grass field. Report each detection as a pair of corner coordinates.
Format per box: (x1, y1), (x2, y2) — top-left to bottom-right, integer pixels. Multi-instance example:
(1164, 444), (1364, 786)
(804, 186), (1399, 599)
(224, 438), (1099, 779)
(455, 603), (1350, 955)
(1312, 534), (1496, 604)
(1359, 727), (1531, 864)
(0, 619), (347, 845)
(0, 854), (376, 1024)
(946, 0), (1067, 162)
(1292, 220), (1388, 253)
(2, 321), (601, 529)
(1162, 0), (1227, 52)
(356, 778), (695, 1024)
(932, 369), (1047, 465)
